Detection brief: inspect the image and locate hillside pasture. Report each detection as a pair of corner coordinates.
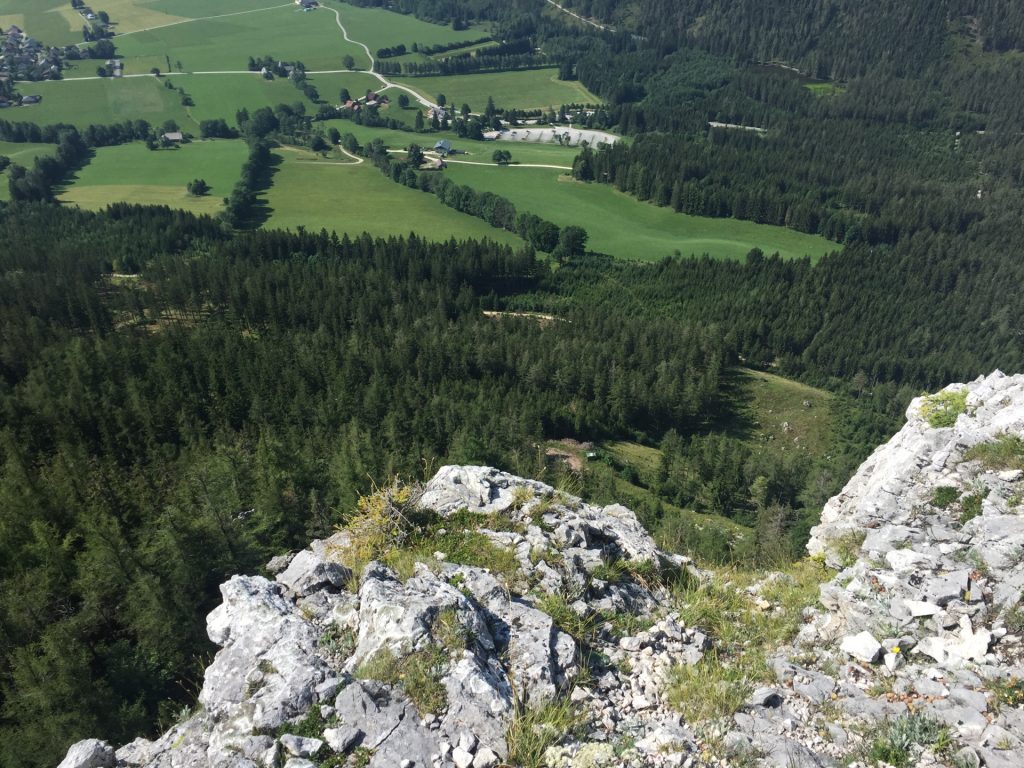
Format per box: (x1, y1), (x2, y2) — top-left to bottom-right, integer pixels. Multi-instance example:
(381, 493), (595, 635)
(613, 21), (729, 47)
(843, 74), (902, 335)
(114, 4), (370, 74)
(394, 69), (599, 112)
(261, 145), (523, 247)
(182, 73), (321, 125)
(335, 3), (489, 53)
(59, 139), (247, 215)
(733, 369), (834, 457)
(442, 164), (837, 262)
(12, 77), (191, 128)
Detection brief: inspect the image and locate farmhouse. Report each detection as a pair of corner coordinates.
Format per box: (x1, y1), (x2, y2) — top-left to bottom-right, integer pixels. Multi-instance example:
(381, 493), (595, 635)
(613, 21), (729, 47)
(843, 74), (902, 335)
(295, 0), (319, 8)
(20, 94), (41, 104)
(434, 139), (452, 156)
(162, 131), (184, 143)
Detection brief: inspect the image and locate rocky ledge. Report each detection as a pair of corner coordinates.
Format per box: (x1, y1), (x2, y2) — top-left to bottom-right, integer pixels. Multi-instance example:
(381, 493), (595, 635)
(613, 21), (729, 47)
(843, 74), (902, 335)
(60, 465), (708, 768)
(729, 371), (1024, 767)
(60, 372), (1024, 768)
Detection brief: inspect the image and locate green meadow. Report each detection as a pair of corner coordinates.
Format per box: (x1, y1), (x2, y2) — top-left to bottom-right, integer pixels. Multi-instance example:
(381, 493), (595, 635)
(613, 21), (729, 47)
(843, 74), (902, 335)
(334, 3), (489, 53)
(443, 164), (837, 262)
(12, 77), (192, 129)
(262, 145), (523, 247)
(114, 4), (369, 74)
(315, 120), (583, 166)
(59, 139), (247, 215)
(394, 69), (599, 112)
(182, 74), (319, 124)
(8, 72), (387, 131)
(305, 72), (393, 105)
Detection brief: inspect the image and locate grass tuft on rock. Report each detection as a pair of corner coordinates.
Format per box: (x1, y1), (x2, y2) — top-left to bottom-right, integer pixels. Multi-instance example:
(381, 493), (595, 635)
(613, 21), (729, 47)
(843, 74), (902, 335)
(867, 713), (952, 767)
(354, 646), (449, 715)
(505, 697), (584, 768)
(964, 433), (1024, 471)
(919, 388), (968, 428)
(666, 559), (829, 723)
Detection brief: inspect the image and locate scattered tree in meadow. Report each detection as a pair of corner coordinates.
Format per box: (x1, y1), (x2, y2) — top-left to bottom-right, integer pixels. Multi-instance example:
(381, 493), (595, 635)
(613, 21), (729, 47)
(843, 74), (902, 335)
(186, 178), (210, 196)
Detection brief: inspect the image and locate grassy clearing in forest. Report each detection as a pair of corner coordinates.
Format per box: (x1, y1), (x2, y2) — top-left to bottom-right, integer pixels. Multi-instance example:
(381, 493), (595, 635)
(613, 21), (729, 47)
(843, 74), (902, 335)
(334, 3), (489, 54)
(316, 119), (584, 167)
(732, 368), (834, 456)
(59, 140), (248, 215)
(261, 145), (524, 246)
(442, 164), (836, 262)
(394, 68), (598, 112)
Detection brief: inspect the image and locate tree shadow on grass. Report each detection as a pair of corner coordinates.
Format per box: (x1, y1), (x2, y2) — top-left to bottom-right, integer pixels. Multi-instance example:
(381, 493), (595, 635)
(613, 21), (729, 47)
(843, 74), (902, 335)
(697, 367), (758, 441)
(235, 150), (283, 229)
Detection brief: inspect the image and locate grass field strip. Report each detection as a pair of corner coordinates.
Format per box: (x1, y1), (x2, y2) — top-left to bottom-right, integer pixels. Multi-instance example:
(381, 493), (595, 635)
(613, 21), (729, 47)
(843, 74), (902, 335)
(73, 3), (293, 46)
(389, 148), (572, 170)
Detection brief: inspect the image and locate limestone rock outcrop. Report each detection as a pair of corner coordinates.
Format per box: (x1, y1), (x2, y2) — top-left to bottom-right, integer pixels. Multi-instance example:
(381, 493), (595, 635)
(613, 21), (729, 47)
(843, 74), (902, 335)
(729, 372), (1024, 767)
(62, 466), (705, 768)
(59, 373), (1024, 768)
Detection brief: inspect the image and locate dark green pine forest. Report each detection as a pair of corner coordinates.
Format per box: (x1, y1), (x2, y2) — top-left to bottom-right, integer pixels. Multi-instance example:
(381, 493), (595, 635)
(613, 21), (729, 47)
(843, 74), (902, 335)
(2, 1), (1024, 766)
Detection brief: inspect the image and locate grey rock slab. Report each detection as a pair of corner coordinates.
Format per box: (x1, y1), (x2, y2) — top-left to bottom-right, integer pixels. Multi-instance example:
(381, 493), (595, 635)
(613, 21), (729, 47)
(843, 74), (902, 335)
(452, 747), (474, 768)
(280, 734), (323, 758)
(420, 465), (553, 516)
(978, 747), (1024, 768)
(276, 548), (351, 597)
(472, 747), (500, 768)
(265, 552), (295, 574)
(201, 576), (329, 732)
(57, 740), (115, 768)
(793, 671), (836, 704)
(903, 599), (942, 617)
(367, 708), (440, 768)
(349, 563), (492, 669)
(441, 654), (511, 756)
(927, 702), (989, 738)
(323, 725), (364, 754)
(746, 732), (830, 768)
(840, 630), (882, 663)
(446, 565), (575, 702)
(746, 686), (783, 708)
(334, 681), (409, 748)
(885, 548), (936, 572)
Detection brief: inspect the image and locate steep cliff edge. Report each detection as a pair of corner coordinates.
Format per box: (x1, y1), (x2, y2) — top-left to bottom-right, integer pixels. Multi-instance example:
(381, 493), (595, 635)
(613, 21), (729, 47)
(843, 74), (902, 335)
(59, 373), (1024, 768)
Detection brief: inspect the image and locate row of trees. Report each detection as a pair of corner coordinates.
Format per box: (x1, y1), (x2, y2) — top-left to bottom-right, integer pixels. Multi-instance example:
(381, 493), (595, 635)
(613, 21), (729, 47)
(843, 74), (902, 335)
(375, 51), (547, 76)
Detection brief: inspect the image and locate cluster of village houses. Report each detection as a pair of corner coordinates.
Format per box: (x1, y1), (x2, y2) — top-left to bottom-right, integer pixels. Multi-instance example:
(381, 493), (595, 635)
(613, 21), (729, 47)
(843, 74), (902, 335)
(0, 25), (62, 103)
(342, 90), (391, 112)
